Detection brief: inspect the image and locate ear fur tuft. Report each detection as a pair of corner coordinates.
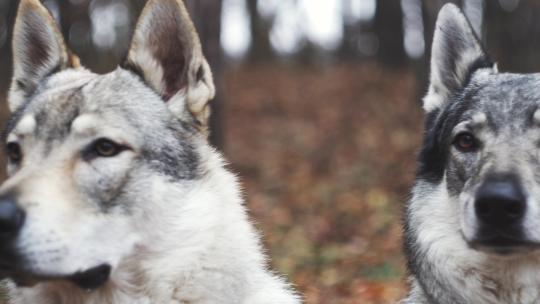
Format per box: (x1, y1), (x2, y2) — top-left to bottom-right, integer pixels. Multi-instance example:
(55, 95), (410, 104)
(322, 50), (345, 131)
(9, 0), (79, 112)
(424, 3), (495, 112)
(125, 0), (215, 131)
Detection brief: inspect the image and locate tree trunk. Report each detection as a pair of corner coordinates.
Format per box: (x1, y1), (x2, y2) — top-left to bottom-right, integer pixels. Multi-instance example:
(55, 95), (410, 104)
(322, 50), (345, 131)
(484, 0), (540, 73)
(374, 0), (406, 67)
(339, 0), (361, 60)
(0, 0), (18, 182)
(0, 0), (18, 95)
(58, 0), (96, 68)
(246, 0), (274, 62)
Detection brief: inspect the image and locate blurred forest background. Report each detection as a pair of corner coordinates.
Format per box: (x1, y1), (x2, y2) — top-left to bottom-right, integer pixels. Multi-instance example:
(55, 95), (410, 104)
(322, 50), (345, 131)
(1, 0), (540, 303)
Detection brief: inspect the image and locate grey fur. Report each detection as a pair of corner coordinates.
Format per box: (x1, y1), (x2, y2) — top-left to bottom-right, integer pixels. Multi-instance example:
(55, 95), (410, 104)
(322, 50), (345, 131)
(6, 68), (201, 182)
(404, 3), (540, 304)
(0, 0), (300, 303)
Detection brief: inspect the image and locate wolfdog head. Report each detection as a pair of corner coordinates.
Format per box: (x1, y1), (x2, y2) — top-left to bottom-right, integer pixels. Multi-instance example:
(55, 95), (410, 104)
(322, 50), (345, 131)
(0, 0), (215, 289)
(406, 4), (540, 261)
(403, 4), (540, 302)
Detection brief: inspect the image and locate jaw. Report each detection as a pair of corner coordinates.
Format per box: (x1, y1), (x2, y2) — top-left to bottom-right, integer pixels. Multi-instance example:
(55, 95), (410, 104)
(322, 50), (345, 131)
(4, 264), (112, 291)
(465, 234), (540, 257)
(0, 212), (143, 290)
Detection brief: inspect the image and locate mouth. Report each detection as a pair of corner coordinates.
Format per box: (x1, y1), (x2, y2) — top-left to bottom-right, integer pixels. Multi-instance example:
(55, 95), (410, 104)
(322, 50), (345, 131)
(5, 264), (111, 290)
(468, 235), (540, 255)
(66, 264), (112, 290)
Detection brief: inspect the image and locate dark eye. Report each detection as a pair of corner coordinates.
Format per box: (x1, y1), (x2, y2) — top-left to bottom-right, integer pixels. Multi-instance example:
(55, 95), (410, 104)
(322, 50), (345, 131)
(93, 139), (125, 157)
(453, 132), (478, 152)
(6, 142), (22, 163)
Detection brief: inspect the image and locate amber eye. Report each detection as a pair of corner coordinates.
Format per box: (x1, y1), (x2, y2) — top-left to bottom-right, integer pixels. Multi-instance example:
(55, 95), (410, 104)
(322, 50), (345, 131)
(93, 139), (124, 157)
(453, 132), (478, 152)
(6, 142), (22, 163)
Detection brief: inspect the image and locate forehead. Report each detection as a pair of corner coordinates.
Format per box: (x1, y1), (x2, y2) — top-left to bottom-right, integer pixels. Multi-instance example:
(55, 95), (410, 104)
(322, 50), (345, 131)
(461, 72), (540, 126)
(7, 69), (167, 140)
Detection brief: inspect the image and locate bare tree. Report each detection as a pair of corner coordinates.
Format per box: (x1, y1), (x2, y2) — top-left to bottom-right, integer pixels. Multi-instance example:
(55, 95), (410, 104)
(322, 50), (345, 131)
(339, 0), (361, 59)
(375, 0), (406, 67)
(246, 0), (274, 62)
(58, 0), (97, 69)
(0, 0), (18, 96)
(484, 0), (540, 73)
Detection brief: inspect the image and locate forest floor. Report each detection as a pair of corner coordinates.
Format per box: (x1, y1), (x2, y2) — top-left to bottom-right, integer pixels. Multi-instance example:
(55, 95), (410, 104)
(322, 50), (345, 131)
(223, 63), (423, 304)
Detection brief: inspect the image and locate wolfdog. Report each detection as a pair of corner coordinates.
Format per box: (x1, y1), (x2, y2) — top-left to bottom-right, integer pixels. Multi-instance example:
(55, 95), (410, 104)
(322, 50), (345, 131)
(0, 0), (300, 303)
(403, 3), (540, 304)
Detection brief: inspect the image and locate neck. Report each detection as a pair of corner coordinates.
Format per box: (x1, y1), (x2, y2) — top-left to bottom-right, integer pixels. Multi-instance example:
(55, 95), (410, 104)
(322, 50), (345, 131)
(8, 151), (274, 303)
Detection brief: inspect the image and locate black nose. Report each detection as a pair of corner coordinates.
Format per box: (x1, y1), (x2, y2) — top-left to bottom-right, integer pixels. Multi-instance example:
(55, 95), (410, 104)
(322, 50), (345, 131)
(0, 197), (25, 239)
(475, 178), (526, 228)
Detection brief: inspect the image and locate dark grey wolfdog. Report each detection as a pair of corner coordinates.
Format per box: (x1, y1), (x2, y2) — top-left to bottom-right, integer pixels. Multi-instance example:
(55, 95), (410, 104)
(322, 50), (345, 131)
(0, 0), (300, 303)
(403, 3), (540, 304)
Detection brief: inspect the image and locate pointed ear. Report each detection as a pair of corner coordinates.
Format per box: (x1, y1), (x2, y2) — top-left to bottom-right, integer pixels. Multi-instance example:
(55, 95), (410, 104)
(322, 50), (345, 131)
(123, 0), (215, 130)
(9, 0), (80, 112)
(424, 3), (495, 112)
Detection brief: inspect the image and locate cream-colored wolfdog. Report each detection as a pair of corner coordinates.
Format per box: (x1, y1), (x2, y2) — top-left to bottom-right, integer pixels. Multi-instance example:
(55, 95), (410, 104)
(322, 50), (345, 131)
(0, 0), (299, 303)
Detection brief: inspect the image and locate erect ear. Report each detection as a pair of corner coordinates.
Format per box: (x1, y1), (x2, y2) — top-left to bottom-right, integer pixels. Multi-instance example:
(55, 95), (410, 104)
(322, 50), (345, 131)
(424, 3), (495, 112)
(123, 0), (215, 130)
(9, 0), (80, 112)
